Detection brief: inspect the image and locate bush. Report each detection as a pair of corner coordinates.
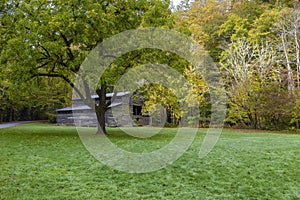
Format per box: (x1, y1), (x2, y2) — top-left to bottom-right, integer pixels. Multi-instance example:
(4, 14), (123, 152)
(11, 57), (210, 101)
(163, 122), (178, 128)
(47, 113), (57, 123)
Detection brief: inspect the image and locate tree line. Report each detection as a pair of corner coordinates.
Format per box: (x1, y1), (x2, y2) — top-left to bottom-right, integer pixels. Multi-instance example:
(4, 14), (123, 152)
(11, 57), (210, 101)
(1, 0), (299, 130)
(176, 0), (300, 130)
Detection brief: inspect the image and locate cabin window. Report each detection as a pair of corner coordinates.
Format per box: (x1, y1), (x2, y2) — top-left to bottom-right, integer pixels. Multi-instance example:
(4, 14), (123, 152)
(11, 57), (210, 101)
(133, 105), (142, 116)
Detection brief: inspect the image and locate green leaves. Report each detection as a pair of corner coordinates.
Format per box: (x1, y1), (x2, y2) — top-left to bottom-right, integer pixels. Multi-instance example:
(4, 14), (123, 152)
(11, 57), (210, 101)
(1, 0), (177, 122)
(219, 13), (250, 42)
(176, 0), (300, 129)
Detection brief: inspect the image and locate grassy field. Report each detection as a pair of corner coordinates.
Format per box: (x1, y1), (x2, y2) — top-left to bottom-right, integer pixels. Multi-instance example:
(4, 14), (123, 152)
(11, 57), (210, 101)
(1, 123), (300, 199)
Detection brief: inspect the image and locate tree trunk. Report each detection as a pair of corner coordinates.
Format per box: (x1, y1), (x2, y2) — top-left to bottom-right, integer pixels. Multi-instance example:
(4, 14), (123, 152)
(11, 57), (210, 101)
(281, 32), (295, 92)
(95, 84), (107, 134)
(293, 21), (300, 88)
(248, 112), (257, 129)
(95, 104), (106, 134)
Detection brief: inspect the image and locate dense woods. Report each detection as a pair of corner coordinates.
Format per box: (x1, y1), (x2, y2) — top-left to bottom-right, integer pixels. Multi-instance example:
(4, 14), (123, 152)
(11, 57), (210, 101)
(1, 0), (300, 130)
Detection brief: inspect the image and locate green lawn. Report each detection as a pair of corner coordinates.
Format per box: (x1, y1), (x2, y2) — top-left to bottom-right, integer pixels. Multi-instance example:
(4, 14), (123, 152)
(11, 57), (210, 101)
(1, 123), (300, 199)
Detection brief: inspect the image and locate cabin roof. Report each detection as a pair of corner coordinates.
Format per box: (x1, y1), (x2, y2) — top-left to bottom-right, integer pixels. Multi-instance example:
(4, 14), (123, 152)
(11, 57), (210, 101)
(57, 102), (123, 112)
(57, 105), (91, 112)
(72, 91), (130, 101)
(90, 91), (130, 99)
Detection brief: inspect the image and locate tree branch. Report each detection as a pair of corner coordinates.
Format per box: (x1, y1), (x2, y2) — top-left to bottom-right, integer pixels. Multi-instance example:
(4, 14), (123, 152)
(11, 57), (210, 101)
(60, 33), (74, 61)
(32, 73), (84, 100)
(38, 43), (51, 58)
(35, 61), (51, 69)
(106, 91), (118, 109)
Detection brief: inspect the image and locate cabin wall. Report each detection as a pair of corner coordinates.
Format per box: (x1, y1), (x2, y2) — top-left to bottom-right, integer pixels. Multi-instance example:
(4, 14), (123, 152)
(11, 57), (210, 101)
(57, 113), (74, 125)
(57, 93), (149, 127)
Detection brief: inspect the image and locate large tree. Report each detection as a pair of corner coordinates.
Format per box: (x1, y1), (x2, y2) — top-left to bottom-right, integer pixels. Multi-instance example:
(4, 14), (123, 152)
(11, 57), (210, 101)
(2, 0), (174, 133)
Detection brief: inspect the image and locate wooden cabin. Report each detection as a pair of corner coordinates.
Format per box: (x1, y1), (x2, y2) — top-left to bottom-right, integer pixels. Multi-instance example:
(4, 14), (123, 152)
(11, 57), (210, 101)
(57, 92), (149, 127)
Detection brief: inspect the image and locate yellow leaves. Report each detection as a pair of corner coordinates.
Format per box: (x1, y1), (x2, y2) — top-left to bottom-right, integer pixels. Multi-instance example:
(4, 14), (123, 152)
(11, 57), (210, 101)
(183, 66), (209, 109)
(1, 80), (12, 88)
(248, 9), (280, 42)
(48, 21), (61, 28)
(70, 44), (80, 51)
(219, 13), (250, 41)
(87, 9), (97, 19)
(178, 0), (227, 47)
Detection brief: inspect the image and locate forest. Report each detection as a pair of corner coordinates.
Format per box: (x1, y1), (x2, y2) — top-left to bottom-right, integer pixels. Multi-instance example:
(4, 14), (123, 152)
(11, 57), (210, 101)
(1, 0), (299, 130)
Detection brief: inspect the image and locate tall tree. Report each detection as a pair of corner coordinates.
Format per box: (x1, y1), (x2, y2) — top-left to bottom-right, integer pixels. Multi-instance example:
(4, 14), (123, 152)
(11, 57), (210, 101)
(220, 39), (281, 128)
(1, 0), (174, 133)
(274, 7), (300, 91)
(184, 0), (227, 61)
